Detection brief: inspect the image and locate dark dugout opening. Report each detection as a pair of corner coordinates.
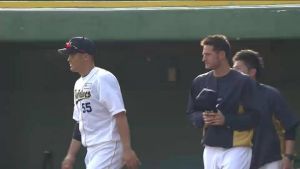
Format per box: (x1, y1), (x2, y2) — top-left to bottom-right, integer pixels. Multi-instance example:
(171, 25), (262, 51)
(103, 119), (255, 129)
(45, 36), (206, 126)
(2, 39), (300, 169)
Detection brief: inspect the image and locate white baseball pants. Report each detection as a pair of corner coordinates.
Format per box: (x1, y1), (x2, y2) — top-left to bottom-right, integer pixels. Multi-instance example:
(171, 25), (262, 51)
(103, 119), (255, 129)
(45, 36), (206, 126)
(203, 146), (252, 169)
(258, 160), (282, 169)
(85, 141), (123, 169)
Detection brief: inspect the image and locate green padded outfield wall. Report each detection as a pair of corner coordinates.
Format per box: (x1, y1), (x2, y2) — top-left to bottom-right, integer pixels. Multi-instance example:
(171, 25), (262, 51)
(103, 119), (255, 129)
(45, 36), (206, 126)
(1, 5), (300, 41)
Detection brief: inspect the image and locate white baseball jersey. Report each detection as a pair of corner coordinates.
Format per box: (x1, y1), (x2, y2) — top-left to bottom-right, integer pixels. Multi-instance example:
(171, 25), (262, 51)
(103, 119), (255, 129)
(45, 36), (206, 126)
(73, 67), (126, 147)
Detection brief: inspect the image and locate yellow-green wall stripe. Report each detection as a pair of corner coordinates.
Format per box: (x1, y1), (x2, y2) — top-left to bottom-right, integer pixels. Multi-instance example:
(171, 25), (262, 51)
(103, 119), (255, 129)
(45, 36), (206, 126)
(0, 1), (300, 8)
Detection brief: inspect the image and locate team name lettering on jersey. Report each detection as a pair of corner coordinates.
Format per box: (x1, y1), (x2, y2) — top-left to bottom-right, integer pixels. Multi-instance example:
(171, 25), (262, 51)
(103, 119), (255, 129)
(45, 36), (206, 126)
(75, 89), (91, 104)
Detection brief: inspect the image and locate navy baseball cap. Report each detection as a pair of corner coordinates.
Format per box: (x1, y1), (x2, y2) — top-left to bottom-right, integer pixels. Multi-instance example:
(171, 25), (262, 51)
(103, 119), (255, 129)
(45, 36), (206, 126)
(58, 36), (96, 56)
(195, 88), (217, 112)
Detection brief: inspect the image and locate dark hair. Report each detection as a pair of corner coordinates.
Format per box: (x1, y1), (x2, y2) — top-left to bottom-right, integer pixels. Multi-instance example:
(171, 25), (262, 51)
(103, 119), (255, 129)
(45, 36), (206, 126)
(233, 49), (264, 78)
(200, 34), (232, 64)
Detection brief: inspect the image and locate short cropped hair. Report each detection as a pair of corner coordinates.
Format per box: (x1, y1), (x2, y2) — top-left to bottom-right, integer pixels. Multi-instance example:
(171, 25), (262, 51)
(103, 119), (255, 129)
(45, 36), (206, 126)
(233, 49), (264, 79)
(200, 34), (232, 64)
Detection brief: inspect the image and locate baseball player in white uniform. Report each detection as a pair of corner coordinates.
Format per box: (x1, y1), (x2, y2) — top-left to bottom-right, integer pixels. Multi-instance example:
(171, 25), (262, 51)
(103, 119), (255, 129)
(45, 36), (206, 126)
(58, 36), (140, 169)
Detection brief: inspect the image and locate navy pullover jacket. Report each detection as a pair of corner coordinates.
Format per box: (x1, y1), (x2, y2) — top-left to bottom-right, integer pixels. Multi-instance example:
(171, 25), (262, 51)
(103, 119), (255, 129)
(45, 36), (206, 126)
(187, 70), (260, 148)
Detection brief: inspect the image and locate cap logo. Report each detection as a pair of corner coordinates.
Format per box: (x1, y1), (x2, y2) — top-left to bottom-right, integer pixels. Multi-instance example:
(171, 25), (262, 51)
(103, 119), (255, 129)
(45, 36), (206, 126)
(65, 41), (85, 53)
(65, 42), (72, 49)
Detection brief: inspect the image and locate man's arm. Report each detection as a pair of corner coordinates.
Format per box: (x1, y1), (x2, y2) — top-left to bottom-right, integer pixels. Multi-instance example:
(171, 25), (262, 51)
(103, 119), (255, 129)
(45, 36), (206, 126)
(186, 91), (205, 128)
(284, 139), (296, 158)
(206, 78), (260, 130)
(115, 112), (140, 169)
(223, 78), (260, 130)
(61, 123), (81, 169)
(61, 139), (81, 169)
(282, 125), (298, 169)
(222, 108), (259, 130)
(270, 88), (299, 169)
(282, 139), (296, 169)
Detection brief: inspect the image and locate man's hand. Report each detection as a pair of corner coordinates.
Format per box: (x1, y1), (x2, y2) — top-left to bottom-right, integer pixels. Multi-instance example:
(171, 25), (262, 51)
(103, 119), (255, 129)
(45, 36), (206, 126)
(61, 156), (75, 169)
(203, 110), (225, 126)
(123, 148), (141, 169)
(282, 156), (294, 169)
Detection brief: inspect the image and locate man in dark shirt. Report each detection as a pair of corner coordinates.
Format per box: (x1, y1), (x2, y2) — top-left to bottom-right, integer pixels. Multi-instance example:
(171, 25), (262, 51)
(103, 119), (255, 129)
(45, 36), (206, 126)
(233, 49), (299, 169)
(187, 35), (260, 169)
